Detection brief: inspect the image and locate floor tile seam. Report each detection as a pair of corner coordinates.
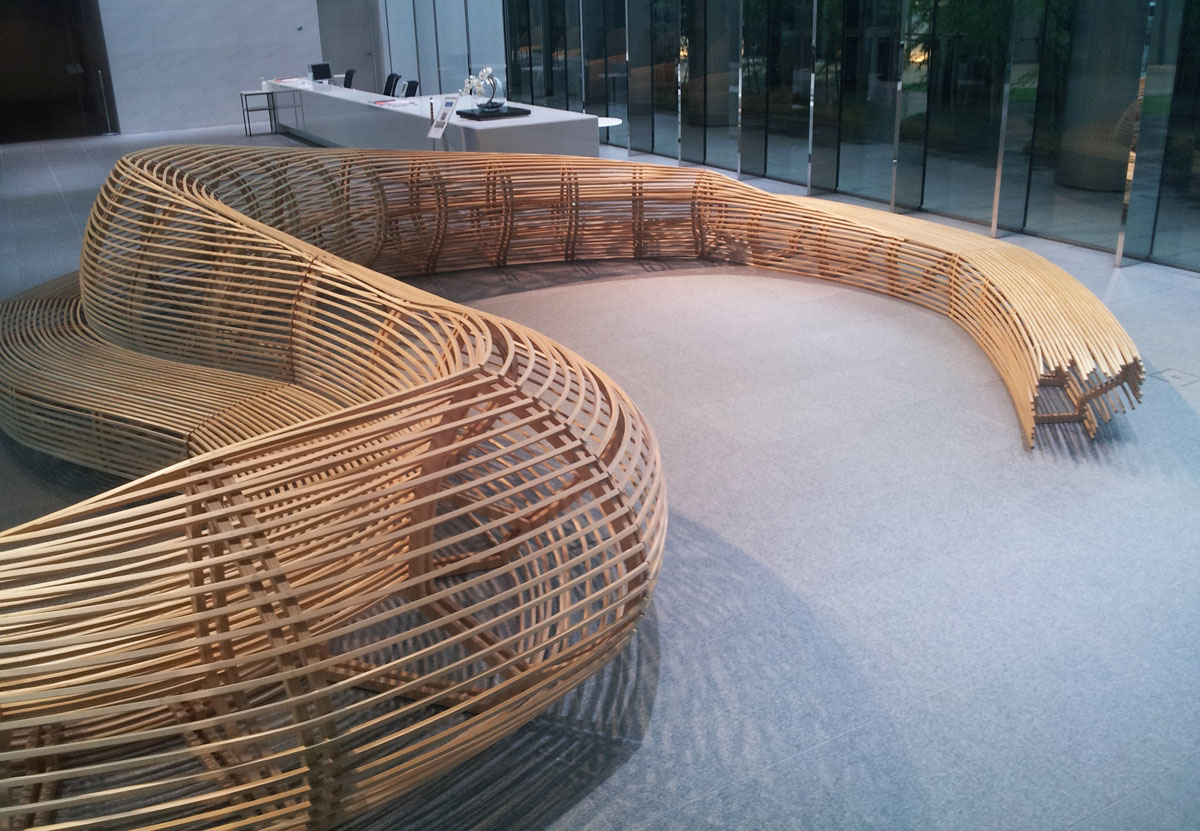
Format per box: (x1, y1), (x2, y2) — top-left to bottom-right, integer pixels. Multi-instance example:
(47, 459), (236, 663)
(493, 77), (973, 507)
(1014, 478), (1196, 559)
(769, 527), (956, 597)
(934, 588), (1181, 709)
(630, 676), (973, 824)
(1060, 749), (1200, 830)
(799, 554), (1107, 683)
(627, 771), (761, 829)
(800, 597), (1010, 688)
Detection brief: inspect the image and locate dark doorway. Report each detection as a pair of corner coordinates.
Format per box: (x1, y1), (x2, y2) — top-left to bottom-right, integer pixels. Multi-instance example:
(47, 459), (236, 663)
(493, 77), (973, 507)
(0, 0), (116, 143)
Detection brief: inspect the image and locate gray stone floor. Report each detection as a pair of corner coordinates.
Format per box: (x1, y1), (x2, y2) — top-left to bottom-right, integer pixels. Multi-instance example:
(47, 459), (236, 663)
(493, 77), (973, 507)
(2, 126), (1200, 830)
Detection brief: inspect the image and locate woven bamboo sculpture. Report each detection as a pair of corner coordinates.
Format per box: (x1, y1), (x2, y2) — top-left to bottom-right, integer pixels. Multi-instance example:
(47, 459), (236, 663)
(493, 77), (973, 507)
(0, 145), (1141, 830)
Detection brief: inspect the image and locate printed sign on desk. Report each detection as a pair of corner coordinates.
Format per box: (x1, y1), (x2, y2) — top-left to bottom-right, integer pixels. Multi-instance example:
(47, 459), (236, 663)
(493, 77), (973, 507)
(371, 99), (417, 110)
(426, 95), (460, 140)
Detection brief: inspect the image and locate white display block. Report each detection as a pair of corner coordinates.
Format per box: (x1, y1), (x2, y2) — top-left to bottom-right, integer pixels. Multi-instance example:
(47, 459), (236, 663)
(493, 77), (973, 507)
(266, 80), (599, 157)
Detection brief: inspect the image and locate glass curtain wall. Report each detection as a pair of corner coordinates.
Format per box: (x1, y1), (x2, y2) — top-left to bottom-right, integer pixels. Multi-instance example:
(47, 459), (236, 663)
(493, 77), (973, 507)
(510, 0), (629, 144)
(1023, 0), (1149, 250)
(836, 0), (900, 201)
(758, 0), (814, 184)
(504, 0), (1200, 273)
(653, 0), (681, 157)
(385, 0), (507, 96)
(740, 0), (768, 176)
(629, 1), (654, 150)
(1152, 0), (1200, 267)
(921, 0), (1015, 221)
(811, 0), (843, 190)
(680, 0), (741, 169)
(1125, 0), (1190, 261)
(629, 0), (681, 155)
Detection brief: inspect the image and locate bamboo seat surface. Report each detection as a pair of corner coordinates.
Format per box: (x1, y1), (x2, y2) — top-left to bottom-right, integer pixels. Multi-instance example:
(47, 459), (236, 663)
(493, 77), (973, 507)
(0, 297), (340, 477)
(0, 144), (1141, 831)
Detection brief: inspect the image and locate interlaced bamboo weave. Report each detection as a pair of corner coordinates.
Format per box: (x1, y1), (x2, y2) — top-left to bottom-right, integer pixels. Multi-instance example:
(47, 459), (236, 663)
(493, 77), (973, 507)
(0, 145), (1141, 830)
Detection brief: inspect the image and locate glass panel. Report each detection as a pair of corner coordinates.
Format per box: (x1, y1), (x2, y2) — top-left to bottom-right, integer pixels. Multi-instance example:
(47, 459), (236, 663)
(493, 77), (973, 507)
(565, 0), (584, 109)
(384, 0), (420, 85)
(436, 0), (469, 96)
(811, 0), (843, 191)
(545, 0), (569, 109)
(629, 0), (655, 150)
(894, 0), (931, 208)
(1024, 0), (1146, 250)
(837, 0), (901, 202)
(1123, 0), (1185, 260)
(604, 0), (630, 145)
(577, 0), (628, 143)
(764, 0), (814, 184)
(918, 0), (1015, 220)
(1151, 0), (1200, 268)
(741, 0), (768, 176)
(704, 0), (741, 170)
(468, 0), (508, 88)
(413, 0), (441, 96)
(994, 0), (1042, 231)
(505, 0), (534, 103)
(528, 0), (545, 103)
(681, 0), (706, 161)
(653, 0), (681, 158)
(581, 0), (607, 114)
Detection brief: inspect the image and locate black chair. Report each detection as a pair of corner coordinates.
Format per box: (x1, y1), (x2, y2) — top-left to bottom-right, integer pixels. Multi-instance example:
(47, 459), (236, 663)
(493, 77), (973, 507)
(401, 80), (419, 97)
(343, 69), (356, 89)
(383, 73), (401, 97)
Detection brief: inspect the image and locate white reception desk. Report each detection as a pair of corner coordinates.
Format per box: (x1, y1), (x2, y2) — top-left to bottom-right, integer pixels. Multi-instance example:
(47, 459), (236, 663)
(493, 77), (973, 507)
(266, 79), (600, 157)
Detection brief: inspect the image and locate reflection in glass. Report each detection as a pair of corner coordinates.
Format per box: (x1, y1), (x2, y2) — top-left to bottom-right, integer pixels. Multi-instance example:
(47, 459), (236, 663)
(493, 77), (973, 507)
(919, 0), (1017, 219)
(505, 0), (532, 103)
(435, 0), (468, 96)
(468, 0), (508, 86)
(762, 0), (815, 184)
(580, 0), (607, 118)
(740, 0), (769, 177)
(1151, 0), (1200, 268)
(384, 0), (420, 85)
(413, 0), (441, 96)
(812, 0), (843, 191)
(894, 0), (930, 209)
(629, 1), (654, 151)
(565, 0), (583, 110)
(653, 0), (681, 159)
(704, 0), (741, 170)
(544, 0), (569, 110)
(503, 0), (1200, 274)
(1024, 0), (1147, 249)
(679, 0), (739, 170)
(1123, 0), (1186, 261)
(837, 0), (901, 201)
(681, 0), (706, 162)
(994, 1), (1042, 232)
(604, 0), (630, 146)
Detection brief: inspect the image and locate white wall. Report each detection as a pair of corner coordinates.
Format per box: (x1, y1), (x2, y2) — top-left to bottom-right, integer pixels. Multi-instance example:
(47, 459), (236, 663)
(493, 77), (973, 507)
(99, 0), (322, 134)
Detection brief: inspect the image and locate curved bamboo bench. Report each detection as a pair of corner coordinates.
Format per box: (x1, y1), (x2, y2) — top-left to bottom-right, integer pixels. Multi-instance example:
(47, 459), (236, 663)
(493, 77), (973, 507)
(0, 145), (1141, 830)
